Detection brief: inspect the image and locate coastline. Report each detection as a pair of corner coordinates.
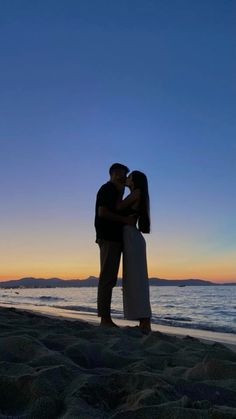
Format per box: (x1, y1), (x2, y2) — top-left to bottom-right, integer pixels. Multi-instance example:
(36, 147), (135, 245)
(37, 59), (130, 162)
(1, 301), (236, 352)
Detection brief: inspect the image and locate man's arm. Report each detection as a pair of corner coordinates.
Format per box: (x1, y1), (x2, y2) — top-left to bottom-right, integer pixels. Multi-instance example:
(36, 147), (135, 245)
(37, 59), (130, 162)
(98, 207), (135, 225)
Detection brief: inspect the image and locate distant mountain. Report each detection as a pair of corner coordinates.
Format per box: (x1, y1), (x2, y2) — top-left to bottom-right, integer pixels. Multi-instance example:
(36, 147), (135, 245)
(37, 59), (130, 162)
(0, 276), (99, 288)
(0, 276), (233, 288)
(148, 278), (215, 286)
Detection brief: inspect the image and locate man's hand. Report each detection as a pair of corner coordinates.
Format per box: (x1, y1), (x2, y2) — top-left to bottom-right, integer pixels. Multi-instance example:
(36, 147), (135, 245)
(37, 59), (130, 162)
(124, 215), (137, 226)
(98, 207), (137, 226)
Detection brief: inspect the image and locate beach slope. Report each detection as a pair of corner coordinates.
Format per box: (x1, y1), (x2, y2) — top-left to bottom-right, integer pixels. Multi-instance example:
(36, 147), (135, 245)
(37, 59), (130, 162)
(0, 307), (236, 418)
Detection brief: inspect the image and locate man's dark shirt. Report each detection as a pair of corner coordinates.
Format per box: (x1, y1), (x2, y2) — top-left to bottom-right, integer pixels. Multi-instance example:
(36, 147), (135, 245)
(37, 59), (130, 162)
(95, 181), (123, 242)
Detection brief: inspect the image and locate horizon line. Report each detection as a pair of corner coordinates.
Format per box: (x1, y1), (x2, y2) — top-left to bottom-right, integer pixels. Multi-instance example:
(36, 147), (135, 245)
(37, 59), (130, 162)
(0, 276), (236, 284)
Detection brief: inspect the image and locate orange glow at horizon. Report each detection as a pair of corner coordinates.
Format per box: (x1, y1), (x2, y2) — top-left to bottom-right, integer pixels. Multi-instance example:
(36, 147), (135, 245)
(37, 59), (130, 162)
(1, 226), (235, 283)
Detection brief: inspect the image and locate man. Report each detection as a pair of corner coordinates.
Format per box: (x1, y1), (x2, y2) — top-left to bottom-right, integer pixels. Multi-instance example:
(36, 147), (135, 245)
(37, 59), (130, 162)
(95, 163), (134, 327)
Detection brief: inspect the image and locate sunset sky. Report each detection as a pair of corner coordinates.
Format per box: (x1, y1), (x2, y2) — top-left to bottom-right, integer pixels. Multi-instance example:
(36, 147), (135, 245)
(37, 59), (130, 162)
(1, 1), (235, 282)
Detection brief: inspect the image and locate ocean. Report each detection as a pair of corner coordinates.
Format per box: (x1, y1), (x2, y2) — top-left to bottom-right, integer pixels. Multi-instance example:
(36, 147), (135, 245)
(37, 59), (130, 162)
(0, 285), (235, 335)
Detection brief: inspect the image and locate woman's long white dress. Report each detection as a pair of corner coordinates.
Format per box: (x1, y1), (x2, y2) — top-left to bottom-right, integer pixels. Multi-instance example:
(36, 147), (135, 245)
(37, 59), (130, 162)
(122, 225), (152, 320)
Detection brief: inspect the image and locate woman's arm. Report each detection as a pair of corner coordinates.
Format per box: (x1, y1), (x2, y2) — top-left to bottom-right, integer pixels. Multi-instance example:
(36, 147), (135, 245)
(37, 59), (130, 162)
(116, 189), (140, 211)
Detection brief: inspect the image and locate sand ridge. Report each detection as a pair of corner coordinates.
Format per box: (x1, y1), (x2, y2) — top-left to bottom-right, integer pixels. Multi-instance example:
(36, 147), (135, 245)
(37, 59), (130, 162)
(0, 307), (236, 418)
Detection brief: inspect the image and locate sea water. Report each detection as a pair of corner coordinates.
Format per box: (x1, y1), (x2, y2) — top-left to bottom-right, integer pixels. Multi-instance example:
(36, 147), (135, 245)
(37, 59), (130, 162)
(0, 285), (235, 334)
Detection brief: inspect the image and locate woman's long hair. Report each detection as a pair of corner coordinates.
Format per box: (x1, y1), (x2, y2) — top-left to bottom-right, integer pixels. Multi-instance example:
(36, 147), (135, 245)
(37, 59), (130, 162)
(131, 171), (150, 233)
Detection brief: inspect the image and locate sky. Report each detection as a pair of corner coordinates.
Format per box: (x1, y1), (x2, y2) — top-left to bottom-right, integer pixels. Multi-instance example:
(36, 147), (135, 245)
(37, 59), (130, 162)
(0, 0), (235, 282)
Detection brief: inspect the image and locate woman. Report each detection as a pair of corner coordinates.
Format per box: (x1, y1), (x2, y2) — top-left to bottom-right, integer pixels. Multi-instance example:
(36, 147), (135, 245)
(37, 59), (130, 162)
(117, 170), (152, 333)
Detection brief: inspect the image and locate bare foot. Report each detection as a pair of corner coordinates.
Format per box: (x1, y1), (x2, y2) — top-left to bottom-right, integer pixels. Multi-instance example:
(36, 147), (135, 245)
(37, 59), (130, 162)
(100, 318), (119, 328)
(139, 318), (151, 334)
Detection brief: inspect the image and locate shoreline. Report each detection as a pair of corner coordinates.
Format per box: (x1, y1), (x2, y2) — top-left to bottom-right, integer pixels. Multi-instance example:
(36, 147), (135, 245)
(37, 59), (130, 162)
(1, 302), (236, 351)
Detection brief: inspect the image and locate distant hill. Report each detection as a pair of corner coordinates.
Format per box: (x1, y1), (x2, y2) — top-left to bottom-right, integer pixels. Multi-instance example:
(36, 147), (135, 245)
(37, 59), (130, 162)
(0, 277), (97, 288)
(148, 278), (215, 286)
(0, 276), (235, 288)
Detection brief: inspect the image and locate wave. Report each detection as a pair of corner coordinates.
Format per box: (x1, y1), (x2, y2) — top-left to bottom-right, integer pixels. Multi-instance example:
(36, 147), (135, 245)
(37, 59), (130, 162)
(0, 295), (67, 303)
(39, 296), (66, 302)
(163, 315), (192, 322)
(150, 316), (236, 335)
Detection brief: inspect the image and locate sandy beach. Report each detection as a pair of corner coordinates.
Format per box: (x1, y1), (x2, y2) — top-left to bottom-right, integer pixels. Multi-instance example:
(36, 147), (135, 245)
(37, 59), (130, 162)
(0, 306), (236, 418)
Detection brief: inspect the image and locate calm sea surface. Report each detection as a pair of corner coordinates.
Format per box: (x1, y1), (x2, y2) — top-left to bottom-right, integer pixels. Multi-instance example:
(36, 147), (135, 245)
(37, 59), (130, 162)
(0, 286), (235, 334)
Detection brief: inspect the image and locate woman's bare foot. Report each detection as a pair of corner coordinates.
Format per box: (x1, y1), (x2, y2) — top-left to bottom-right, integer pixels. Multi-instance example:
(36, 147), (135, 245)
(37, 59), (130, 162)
(139, 318), (151, 334)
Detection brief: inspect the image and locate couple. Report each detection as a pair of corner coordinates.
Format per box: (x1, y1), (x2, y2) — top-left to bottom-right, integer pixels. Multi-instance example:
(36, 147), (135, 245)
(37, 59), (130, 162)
(95, 163), (152, 333)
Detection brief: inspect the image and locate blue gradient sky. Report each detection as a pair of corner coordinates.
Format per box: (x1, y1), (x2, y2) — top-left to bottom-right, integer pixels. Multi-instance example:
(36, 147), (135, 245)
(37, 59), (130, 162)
(1, 0), (235, 281)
